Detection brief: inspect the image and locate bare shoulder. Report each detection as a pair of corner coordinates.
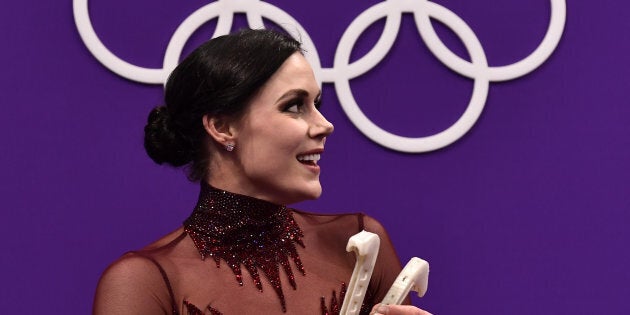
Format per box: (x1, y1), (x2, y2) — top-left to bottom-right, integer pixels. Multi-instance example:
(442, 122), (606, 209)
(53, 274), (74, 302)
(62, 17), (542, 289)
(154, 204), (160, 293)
(98, 252), (163, 288)
(361, 213), (389, 236)
(361, 214), (399, 260)
(293, 210), (366, 241)
(93, 253), (171, 315)
(143, 226), (186, 250)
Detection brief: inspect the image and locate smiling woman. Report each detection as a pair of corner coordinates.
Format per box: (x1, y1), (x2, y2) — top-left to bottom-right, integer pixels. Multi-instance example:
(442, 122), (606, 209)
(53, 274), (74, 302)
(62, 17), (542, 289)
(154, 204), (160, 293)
(206, 52), (332, 206)
(92, 29), (431, 315)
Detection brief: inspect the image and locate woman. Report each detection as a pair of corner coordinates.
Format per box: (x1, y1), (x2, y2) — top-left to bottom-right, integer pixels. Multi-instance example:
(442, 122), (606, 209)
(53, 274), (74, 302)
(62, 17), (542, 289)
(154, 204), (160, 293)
(93, 29), (431, 315)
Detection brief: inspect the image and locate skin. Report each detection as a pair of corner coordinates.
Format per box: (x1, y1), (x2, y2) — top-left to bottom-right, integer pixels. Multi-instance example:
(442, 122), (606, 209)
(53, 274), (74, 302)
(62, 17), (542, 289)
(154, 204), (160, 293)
(204, 52), (334, 205)
(94, 47), (432, 314)
(204, 52), (432, 315)
(371, 304), (433, 315)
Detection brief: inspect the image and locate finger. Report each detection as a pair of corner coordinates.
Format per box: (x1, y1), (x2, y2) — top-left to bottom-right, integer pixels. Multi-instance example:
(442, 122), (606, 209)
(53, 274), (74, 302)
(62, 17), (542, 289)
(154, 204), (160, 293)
(371, 303), (433, 315)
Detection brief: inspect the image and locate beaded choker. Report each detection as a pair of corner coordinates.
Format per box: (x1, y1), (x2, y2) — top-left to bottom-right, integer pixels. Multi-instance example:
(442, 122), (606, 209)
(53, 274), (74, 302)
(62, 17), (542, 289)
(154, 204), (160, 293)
(183, 183), (305, 312)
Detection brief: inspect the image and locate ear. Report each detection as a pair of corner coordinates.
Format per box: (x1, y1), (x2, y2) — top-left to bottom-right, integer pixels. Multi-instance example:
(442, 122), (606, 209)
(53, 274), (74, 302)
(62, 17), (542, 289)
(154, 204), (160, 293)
(202, 114), (237, 146)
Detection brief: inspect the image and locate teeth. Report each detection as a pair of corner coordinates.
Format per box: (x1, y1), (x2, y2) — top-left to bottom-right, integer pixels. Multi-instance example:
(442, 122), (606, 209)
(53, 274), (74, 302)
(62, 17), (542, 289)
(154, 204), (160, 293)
(297, 153), (321, 162)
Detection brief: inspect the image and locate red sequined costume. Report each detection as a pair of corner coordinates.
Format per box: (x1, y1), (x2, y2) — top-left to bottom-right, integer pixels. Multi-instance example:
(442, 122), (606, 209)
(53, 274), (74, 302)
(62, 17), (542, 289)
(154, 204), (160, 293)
(93, 183), (407, 314)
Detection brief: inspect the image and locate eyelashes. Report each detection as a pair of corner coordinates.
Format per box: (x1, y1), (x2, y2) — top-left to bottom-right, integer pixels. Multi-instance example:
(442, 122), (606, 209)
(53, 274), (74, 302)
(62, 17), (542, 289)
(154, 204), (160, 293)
(282, 97), (322, 113)
(314, 97), (322, 110)
(282, 99), (303, 113)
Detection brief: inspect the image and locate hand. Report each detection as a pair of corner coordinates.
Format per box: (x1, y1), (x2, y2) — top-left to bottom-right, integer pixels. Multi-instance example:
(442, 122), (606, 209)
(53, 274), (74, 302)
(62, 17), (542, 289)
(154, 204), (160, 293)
(370, 303), (433, 315)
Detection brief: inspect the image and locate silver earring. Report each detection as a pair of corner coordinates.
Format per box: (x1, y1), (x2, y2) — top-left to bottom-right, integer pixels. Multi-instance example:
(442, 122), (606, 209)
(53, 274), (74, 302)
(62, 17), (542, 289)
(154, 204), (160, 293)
(225, 143), (235, 152)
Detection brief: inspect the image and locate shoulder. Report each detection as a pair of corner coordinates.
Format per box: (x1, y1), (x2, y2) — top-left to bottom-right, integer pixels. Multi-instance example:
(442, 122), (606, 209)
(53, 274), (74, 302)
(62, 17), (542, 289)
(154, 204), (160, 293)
(293, 209), (392, 239)
(99, 252), (166, 286)
(357, 214), (398, 262)
(360, 213), (388, 236)
(93, 252), (173, 315)
(292, 209), (367, 237)
(142, 226), (187, 250)
(359, 214), (398, 261)
(292, 208), (364, 227)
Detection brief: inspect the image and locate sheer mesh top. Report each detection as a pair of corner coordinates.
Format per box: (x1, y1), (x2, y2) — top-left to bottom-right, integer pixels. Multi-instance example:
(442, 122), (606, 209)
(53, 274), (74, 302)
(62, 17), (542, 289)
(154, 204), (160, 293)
(93, 185), (406, 315)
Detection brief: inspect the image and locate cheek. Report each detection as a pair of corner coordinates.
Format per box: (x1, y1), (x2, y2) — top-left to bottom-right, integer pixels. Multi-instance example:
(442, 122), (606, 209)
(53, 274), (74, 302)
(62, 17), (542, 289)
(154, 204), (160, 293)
(239, 122), (302, 166)
(241, 115), (308, 169)
(238, 139), (299, 184)
(253, 119), (304, 149)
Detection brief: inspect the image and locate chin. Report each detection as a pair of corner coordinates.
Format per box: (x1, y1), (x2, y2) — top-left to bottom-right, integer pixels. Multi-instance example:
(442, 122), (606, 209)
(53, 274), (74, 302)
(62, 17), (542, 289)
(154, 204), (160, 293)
(307, 182), (323, 199)
(307, 187), (323, 200)
(286, 183), (322, 204)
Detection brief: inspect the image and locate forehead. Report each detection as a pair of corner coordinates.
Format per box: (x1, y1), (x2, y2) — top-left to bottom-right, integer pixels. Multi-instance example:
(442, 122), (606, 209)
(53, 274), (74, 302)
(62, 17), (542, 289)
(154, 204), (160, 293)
(252, 52), (319, 103)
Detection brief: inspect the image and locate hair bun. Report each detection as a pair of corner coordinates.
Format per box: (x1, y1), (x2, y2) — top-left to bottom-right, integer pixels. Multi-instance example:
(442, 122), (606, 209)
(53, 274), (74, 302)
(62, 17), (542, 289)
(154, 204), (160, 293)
(144, 105), (193, 166)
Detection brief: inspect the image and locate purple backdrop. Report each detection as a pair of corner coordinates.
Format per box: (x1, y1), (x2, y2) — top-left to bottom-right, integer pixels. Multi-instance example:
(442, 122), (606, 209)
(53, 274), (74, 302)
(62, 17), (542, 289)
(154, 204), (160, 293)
(1, 0), (629, 314)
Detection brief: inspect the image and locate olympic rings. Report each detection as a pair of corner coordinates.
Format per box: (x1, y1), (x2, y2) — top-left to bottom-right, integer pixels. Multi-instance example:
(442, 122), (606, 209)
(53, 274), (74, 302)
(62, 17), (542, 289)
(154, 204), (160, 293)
(73, 0), (567, 153)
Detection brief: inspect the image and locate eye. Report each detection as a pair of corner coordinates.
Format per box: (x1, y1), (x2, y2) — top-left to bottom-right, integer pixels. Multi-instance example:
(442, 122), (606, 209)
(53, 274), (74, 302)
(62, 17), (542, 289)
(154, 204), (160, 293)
(314, 97), (322, 110)
(283, 99), (304, 113)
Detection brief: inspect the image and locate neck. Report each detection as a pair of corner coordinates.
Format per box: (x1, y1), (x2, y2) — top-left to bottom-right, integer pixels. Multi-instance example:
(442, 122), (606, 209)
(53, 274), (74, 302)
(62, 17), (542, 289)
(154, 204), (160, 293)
(183, 182), (305, 312)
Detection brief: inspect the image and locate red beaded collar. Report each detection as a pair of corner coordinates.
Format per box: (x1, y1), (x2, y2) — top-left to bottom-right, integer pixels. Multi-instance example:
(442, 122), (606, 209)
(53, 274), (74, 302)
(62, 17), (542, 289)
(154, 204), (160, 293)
(183, 183), (305, 312)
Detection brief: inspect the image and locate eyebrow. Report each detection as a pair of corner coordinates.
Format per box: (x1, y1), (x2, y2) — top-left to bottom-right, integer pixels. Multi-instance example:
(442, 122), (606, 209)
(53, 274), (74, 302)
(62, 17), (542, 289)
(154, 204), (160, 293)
(275, 89), (322, 104)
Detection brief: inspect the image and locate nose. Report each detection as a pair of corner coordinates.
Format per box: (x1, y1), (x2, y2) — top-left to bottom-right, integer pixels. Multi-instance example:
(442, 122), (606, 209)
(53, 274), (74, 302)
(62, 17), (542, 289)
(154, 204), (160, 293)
(309, 110), (334, 139)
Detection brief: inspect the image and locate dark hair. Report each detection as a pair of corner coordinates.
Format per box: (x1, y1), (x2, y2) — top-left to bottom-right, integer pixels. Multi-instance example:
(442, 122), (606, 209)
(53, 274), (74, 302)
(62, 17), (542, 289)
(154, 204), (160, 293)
(144, 29), (303, 181)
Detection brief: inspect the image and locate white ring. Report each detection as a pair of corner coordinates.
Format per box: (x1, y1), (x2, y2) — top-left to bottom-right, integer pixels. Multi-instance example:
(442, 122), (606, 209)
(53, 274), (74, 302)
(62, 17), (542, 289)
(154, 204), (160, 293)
(74, 0), (567, 153)
(73, 0), (166, 83)
(334, 0), (489, 152)
(163, 0), (322, 85)
(416, 0), (567, 81)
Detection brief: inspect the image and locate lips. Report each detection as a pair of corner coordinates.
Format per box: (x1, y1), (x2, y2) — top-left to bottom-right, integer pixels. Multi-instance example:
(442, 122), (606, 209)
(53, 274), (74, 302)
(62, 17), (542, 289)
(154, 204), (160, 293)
(296, 153), (321, 165)
(296, 148), (323, 167)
